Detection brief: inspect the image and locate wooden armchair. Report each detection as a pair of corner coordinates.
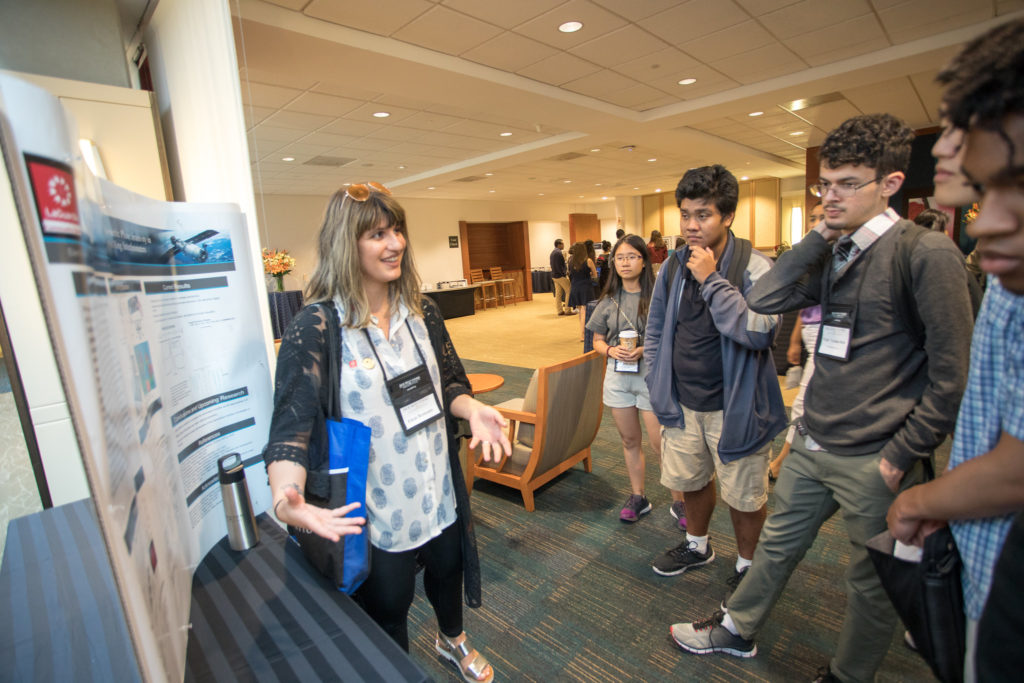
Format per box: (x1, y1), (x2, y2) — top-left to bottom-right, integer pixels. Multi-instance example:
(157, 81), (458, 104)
(466, 351), (605, 511)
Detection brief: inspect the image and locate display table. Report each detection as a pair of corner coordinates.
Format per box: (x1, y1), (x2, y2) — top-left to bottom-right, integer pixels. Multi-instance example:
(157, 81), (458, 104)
(268, 290), (304, 339)
(423, 284), (478, 319)
(0, 500), (429, 682)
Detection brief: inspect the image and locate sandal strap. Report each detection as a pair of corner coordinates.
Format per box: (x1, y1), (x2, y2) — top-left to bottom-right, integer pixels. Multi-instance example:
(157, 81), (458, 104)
(439, 633), (492, 681)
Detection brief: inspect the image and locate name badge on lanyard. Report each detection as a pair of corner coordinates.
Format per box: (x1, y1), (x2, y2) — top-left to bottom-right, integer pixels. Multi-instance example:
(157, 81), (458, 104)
(817, 304), (855, 361)
(364, 324), (443, 435)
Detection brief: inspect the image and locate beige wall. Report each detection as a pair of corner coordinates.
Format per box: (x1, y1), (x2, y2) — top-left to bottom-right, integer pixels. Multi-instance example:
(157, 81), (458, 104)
(255, 193), (614, 288)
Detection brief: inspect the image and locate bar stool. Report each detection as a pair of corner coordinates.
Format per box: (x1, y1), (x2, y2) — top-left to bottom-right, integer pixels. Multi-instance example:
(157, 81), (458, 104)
(487, 266), (516, 306)
(469, 268), (498, 309)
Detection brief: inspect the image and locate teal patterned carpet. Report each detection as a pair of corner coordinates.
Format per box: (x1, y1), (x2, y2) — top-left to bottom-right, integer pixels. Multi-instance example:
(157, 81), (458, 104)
(405, 359), (936, 682)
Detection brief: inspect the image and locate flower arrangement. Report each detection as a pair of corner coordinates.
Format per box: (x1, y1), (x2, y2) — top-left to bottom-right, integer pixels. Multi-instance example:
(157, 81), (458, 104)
(964, 202), (980, 225)
(262, 248), (296, 291)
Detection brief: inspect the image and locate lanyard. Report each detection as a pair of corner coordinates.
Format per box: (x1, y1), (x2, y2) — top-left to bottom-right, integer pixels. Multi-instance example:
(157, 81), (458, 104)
(361, 319), (442, 434)
(362, 319), (427, 379)
(610, 291), (644, 343)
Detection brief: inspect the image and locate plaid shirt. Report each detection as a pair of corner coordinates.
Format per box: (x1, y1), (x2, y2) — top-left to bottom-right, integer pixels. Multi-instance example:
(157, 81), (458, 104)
(949, 278), (1024, 619)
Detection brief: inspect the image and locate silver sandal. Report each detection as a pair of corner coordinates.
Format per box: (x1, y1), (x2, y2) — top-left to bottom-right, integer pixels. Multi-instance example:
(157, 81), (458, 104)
(435, 632), (494, 683)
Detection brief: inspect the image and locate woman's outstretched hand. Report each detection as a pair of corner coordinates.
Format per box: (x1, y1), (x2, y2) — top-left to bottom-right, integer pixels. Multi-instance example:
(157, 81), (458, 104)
(275, 486), (366, 542)
(467, 404), (513, 463)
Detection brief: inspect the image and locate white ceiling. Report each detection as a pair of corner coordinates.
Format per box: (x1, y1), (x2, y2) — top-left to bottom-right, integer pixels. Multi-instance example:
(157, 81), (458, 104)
(231, 0), (1024, 203)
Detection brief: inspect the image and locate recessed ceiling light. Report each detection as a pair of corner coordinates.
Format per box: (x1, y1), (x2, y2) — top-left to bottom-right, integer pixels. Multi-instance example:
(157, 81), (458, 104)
(559, 21), (583, 33)
(373, 111), (390, 118)
(281, 156), (295, 162)
(563, 179), (572, 184)
(678, 78), (697, 85)
(590, 148), (601, 152)
(489, 189), (495, 193)
(499, 131), (512, 137)
(578, 195), (584, 198)
(595, 183), (602, 186)
(741, 176), (749, 180)
(538, 193), (545, 196)
(647, 158), (657, 162)
(398, 164), (406, 169)
(601, 196), (609, 200)
(427, 186), (435, 190)
(655, 188), (662, 193)
(748, 111), (764, 117)
(484, 172), (494, 176)
(633, 187), (639, 190)
(789, 131), (804, 136)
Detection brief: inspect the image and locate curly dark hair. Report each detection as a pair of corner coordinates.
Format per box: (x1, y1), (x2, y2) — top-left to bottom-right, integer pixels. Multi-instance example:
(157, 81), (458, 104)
(674, 164), (738, 216)
(819, 114), (914, 175)
(938, 19), (1024, 131)
(913, 208), (949, 233)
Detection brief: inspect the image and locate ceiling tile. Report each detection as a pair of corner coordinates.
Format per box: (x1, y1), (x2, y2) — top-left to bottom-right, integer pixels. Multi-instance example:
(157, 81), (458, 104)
(878, 1), (993, 43)
(439, 0), (563, 29)
(363, 125), (427, 143)
(639, 0), (749, 45)
(998, 0), (1024, 13)
(398, 110), (466, 131)
(342, 103), (419, 125)
(589, 0), (683, 21)
(251, 124), (308, 144)
(682, 20), (776, 63)
(262, 0), (313, 10)
(516, 51), (602, 85)
(319, 119), (382, 137)
(734, 0), (802, 15)
(243, 105), (275, 129)
(392, 5), (504, 55)
(569, 24), (667, 67)
(238, 66), (317, 91)
(613, 46), (701, 83)
(302, 132), (360, 147)
(310, 81), (387, 101)
(714, 43), (806, 84)
(759, 0), (872, 40)
(513, 0), (630, 49)
(240, 81), (302, 108)
(264, 110), (336, 130)
(842, 76), (931, 128)
(909, 70), (943, 123)
(561, 68), (640, 100)
(791, 99), (864, 132)
(303, 0), (434, 36)
(287, 91), (364, 117)
(460, 30), (559, 72)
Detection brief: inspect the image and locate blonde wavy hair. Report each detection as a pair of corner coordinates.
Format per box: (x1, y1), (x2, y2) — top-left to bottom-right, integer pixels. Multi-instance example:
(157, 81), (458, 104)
(305, 186), (423, 327)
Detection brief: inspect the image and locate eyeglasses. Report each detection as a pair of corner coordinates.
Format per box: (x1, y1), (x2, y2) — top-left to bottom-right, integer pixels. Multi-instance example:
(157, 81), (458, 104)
(808, 176), (882, 198)
(614, 254), (642, 263)
(343, 181), (391, 202)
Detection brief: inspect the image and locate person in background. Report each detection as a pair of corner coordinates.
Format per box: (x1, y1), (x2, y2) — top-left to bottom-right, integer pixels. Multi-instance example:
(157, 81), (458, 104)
(885, 19), (1024, 681)
(768, 202), (825, 481)
(672, 114), (973, 683)
(913, 207), (950, 233)
(264, 182), (510, 683)
(596, 239), (613, 293)
(616, 228), (626, 240)
(587, 235), (665, 523)
(550, 238), (571, 316)
(567, 241), (597, 342)
(648, 230), (668, 265)
(666, 235), (686, 261)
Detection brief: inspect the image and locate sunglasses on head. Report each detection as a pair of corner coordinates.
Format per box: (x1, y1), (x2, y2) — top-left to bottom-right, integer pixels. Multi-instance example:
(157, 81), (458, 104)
(343, 181), (392, 202)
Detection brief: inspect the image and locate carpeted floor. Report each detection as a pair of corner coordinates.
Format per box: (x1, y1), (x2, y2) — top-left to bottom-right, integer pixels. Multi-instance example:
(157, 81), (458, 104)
(404, 359), (937, 682)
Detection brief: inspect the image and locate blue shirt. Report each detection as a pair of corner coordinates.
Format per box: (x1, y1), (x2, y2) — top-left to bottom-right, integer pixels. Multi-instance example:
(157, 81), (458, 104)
(949, 279), (1024, 619)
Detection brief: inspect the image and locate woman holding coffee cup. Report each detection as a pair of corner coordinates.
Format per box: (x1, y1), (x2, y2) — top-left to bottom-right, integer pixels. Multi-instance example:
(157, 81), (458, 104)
(587, 235), (683, 524)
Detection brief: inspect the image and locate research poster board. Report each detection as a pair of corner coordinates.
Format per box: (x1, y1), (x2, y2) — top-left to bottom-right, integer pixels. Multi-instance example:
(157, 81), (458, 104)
(0, 74), (273, 682)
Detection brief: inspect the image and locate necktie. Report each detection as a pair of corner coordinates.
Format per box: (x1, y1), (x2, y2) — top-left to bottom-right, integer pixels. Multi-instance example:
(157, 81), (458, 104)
(833, 235), (856, 272)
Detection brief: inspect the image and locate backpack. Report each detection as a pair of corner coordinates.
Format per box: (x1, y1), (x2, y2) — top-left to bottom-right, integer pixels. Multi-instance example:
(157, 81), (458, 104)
(891, 223), (981, 349)
(662, 236), (752, 291)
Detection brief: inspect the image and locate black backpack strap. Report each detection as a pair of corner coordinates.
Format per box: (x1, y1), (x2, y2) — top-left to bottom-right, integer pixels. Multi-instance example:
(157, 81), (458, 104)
(724, 236), (752, 290)
(323, 301), (341, 420)
(663, 248), (682, 286)
(890, 223), (927, 349)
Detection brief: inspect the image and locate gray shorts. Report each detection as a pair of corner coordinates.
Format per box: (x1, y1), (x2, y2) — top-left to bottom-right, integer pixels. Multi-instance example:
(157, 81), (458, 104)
(660, 405), (769, 511)
(602, 360), (652, 411)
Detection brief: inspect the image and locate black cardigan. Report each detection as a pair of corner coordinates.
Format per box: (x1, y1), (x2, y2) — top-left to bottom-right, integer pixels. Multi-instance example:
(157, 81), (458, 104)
(263, 297), (482, 607)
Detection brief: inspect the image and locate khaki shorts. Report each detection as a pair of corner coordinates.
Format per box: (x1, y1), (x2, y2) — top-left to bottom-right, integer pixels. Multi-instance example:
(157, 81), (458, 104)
(660, 404), (769, 512)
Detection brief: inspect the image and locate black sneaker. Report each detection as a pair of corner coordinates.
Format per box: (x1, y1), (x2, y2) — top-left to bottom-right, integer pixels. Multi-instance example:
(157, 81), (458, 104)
(652, 539), (715, 576)
(812, 664), (840, 682)
(722, 566), (749, 609)
(670, 610), (757, 657)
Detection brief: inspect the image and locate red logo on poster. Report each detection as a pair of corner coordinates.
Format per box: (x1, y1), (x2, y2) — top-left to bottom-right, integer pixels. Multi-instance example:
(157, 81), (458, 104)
(25, 155), (81, 237)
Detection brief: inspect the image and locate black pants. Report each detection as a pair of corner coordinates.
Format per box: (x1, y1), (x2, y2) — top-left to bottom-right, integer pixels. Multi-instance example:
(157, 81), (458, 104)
(355, 519), (463, 651)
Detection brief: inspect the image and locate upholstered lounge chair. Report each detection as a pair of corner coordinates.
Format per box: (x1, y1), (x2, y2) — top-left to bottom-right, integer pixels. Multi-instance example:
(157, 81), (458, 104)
(466, 351), (604, 511)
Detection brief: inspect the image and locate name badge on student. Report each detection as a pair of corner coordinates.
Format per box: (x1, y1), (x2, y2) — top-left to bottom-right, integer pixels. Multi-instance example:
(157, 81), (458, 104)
(385, 364), (443, 435)
(817, 305), (855, 361)
(614, 359), (640, 373)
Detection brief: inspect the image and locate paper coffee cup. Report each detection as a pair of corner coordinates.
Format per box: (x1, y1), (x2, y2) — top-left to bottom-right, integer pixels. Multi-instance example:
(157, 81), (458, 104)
(620, 330), (638, 350)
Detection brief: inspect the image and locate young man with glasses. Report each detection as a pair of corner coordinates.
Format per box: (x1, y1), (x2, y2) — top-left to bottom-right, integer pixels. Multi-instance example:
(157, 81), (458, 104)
(644, 165), (786, 588)
(670, 114), (974, 682)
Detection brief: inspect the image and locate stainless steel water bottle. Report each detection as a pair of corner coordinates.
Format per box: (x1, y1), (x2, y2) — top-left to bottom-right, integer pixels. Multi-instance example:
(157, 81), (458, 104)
(218, 453), (259, 551)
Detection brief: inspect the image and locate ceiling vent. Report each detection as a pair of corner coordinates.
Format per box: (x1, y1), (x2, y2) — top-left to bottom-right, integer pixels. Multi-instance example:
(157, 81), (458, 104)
(303, 155), (357, 167)
(455, 175), (487, 183)
(549, 152), (587, 161)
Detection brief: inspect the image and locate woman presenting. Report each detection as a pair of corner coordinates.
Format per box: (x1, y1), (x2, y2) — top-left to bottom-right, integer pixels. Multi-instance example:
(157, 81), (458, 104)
(264, 182), (510, 682)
